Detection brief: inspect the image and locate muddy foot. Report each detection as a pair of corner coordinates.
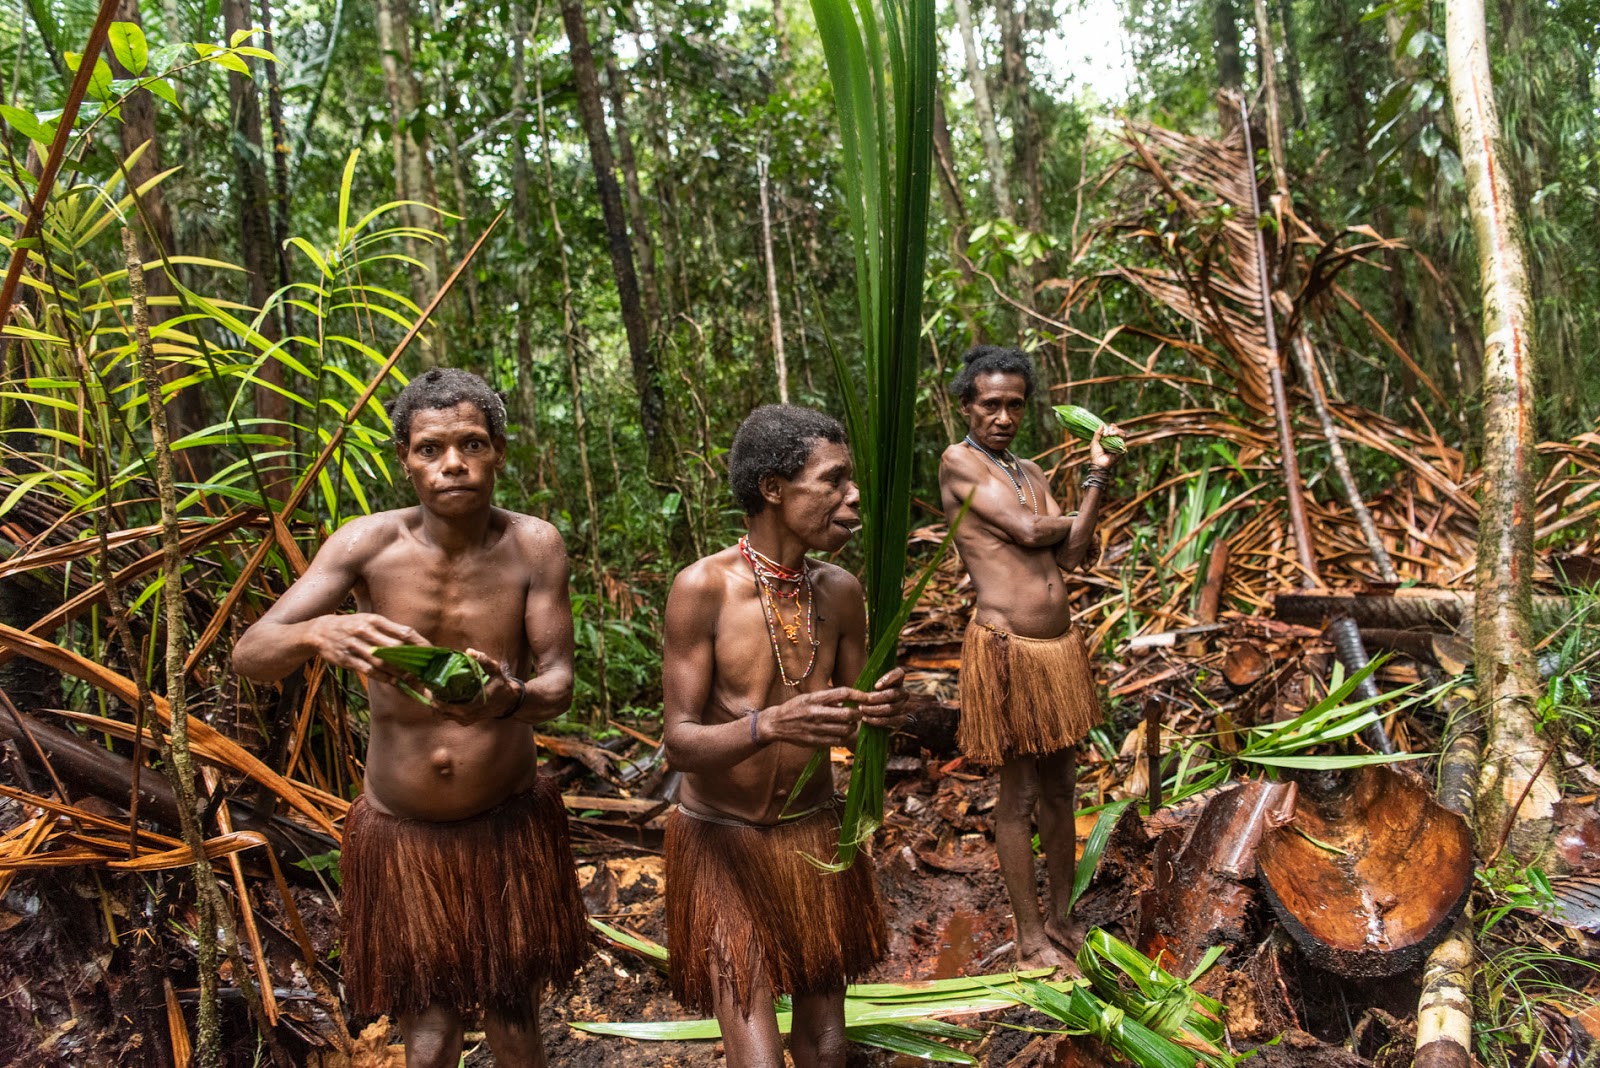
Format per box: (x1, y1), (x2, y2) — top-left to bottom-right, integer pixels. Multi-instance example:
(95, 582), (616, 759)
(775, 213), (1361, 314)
(1044, 915), (1089, 955)
(1014, 937), (1066, 973)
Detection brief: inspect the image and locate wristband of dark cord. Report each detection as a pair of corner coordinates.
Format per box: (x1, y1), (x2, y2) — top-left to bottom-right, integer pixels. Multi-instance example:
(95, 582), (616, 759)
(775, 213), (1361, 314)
(496, 676), (526, 720)
(749, 707), (763, 746)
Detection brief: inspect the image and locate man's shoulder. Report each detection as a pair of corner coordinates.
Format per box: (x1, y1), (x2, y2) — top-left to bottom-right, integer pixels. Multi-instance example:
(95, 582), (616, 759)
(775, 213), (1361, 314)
(499, 510), (565, 550)
(327, 509), (411, 547)
(809, 558), (863, 595)
(673, 547), (740, 593)
(938, 441), (975, 471)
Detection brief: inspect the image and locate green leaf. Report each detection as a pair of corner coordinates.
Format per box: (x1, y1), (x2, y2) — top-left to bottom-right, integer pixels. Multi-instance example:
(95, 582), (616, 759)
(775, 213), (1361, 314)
(229, 26), (257, 48)
(0, 105), (48, 143)
(144, 77), (178, 107)
(1070, 799), (1132, 909)
(108, 22), (149, 75)
(209, 51), (251, 75)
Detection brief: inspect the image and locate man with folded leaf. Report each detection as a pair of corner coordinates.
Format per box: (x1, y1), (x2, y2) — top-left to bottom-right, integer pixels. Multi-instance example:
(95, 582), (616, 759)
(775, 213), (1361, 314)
(233, 368), (587, 1067)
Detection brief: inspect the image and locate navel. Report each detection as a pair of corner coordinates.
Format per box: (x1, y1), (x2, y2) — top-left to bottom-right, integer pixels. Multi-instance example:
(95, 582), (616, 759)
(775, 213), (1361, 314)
(430, 747), (454, 778)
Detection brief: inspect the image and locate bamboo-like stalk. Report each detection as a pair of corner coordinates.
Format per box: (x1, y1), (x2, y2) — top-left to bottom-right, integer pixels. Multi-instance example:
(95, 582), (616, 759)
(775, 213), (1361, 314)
(1445, 0), (1560, 861)
(125, 229), (286, 1067)
(757, 152), (790, 403)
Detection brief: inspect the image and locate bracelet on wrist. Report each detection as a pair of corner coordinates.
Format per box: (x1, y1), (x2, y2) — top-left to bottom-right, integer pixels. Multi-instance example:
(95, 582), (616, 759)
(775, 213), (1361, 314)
(496, 676), (526, 719)
(748, 707), (763, 746)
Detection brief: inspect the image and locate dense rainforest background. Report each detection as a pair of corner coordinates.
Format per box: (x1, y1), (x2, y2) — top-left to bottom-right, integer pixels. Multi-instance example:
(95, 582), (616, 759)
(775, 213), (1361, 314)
(0, 0), (1598, 1064)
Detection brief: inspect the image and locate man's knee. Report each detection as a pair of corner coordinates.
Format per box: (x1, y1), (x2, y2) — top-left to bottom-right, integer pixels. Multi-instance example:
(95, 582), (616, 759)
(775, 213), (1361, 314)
(400, 1008), (464, 1068)
(998, 766), (1041, 818)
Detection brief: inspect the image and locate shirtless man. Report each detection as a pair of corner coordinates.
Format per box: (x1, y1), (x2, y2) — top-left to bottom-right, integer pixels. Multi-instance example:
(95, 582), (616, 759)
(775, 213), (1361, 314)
(662, 404), (908, 1068)
(232, 368), (588, 1068)
(937, 346), (1124, 970)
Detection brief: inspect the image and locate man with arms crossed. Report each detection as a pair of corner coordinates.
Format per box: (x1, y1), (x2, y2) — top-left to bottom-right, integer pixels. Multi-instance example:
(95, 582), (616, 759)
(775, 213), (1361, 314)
(938, 346), (1125, 970)
(663, 404), (908, 1068)
(233, 368), (588, 1067)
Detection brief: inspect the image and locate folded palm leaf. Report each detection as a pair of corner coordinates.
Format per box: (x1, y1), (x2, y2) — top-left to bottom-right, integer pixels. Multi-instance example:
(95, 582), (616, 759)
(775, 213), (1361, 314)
(371, 644), (488, 704)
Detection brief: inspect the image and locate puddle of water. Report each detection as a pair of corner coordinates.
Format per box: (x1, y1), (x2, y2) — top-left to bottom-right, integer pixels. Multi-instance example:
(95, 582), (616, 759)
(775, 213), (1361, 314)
(932, 908), (981, 979)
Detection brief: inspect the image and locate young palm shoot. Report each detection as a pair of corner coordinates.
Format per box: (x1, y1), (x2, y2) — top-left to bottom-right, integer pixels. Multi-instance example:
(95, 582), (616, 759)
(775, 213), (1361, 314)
(809, 0), (937, 868)
(1054, 405), (1128, 454)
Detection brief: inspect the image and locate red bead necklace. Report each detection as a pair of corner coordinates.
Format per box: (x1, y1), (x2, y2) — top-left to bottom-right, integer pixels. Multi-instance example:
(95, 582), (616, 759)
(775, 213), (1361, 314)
(738, 536), (820, 687)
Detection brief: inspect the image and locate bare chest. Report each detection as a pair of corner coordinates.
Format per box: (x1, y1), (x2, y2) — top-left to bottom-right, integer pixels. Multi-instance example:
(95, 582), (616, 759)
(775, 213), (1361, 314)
(357, 542), (529, 656)
(713, 582), (843, 701)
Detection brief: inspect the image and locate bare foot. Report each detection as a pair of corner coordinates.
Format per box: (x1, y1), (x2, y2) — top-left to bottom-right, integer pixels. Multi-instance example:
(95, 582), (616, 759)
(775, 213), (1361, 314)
(1044, 915), (1088, 955)
(1014, 936), (1065, 973)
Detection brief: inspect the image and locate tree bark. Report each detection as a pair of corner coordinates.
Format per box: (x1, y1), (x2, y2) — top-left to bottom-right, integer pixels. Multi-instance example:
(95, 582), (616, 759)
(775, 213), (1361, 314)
(560, 0), (673, 489)
(508, 3), (548, 494)
(950, 0), (1011, 220)
(995, 0), (1043, 237)
(534, 20), (610, 716)
(1276, 0), (1308, 129)
(256, 0), (295, 339)
(374, 0), (442, 326)
(771, 0), (790, 65)
(428, 0), (480, 329)
(599, 11), (663, 332)
(105, 0), (204, 440)
(222, 0), (288, 497)
(1214, 0), (1245, 130)
(756, 153), (788, 404)
(1252, 0), (1289, 196)
(1446, 0), (1559, 861)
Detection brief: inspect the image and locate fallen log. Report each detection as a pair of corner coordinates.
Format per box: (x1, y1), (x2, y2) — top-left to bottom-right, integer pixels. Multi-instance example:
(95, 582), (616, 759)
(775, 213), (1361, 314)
(1138, 778), (1297, 971)
(1256, 766), (1473, 977)
(0, 708), (337, 881)
(1273, 589), (1570, 630)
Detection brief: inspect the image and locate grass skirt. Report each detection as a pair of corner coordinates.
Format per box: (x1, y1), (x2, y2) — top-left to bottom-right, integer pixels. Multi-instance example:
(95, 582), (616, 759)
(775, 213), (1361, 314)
(957, 621), (1102, 766)
(340, 774), (590, 1028)
(664, 801), (888, 1016)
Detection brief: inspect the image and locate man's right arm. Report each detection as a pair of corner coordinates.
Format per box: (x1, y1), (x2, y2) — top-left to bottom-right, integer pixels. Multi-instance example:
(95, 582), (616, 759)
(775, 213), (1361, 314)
(941, 446), (1073, 549)
(231, 517), (423, 685)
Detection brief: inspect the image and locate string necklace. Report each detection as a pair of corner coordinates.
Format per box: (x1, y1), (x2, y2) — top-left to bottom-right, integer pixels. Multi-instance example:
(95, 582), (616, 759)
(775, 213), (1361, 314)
(738, 536), (820, 687)
(963, 435), (1039, 514)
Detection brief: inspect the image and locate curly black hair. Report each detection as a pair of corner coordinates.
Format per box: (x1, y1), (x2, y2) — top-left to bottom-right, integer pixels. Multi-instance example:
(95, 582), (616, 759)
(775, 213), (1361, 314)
(728, 405), (848, 516)
(948, 344), (1037, 403)
(386, 368), (508, 446)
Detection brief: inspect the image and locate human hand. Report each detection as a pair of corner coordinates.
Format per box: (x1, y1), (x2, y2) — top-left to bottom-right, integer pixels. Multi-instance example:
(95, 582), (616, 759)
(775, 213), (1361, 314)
(309, 613), (427, 687)
(859, 667), (909, 731)
(432, 649), (522, 724)
(1088, 423), (1124, 469)
(756, 686), (871, 748)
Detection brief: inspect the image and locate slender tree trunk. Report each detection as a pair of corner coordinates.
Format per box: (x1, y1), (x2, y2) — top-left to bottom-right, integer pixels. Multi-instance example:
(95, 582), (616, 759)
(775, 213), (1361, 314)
(256, 0), (295, 339)
(951, 0), (1011, 220)
(374, 0), (442, 324)
(756, 153), (788, 404)
(533, 21), (609, 717)
(1215, 0), (1245, 130)
(106, 0), (204, 440)
(222, 0), (288, 498)
(1276, 0), (1308, 129)
(509, 4), (549, 494)
(771, 0), (790, 65)
(1252, 0), (1289, 196)
(1446, 0), (1559, 861)
(599, 11), (663, 332)
(995, 0), (1043, 238)
(560, 0), (673, 490)
(428, 0), (480, 329)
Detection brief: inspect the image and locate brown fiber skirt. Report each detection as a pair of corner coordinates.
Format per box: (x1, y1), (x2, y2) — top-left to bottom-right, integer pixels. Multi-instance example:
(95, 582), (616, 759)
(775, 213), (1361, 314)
(340, 775), (590, 1028)
(664, 802), (888, 1017)
(957, 620), (1102, 766)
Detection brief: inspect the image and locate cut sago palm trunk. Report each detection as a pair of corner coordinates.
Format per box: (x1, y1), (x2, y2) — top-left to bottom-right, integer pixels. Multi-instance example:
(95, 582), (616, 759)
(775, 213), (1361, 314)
(808, 0), (936, 868)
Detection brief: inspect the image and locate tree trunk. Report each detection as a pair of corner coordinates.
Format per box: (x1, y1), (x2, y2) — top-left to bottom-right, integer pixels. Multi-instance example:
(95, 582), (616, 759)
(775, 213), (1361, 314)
(995, 0), (1043, 238)
(374, 0), (442, 326)
(560, 0), (673, 489)
(1445, 0), (1559, 862)
(533, 20), (610, 717)
(428, 0), (480, 331)
(106, 0), (205, 440)
(1252, 0), (1289, 196)
(1214, 0), (1245, 130)
(256, 0), (295, 340)
(222, 0), (288, 498)
(950, 0), (1011, 220)
(756, 153), (788, 404)
(599, 11), (663, 332)
(771, 0), (791, 66)
(1276, 0), (1308, 129)
(508, 3), (548, 494)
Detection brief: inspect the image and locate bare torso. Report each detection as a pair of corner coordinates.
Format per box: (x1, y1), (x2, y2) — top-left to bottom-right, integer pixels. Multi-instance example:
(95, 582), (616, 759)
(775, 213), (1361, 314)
(940, 443), (1075, 639)
(340, 508), (551, 821)
(673, 548), (855, 824)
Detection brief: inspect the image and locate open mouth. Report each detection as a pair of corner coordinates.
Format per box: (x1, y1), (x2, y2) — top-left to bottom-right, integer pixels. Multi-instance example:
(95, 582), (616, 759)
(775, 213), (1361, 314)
(834, 519), (861, 534)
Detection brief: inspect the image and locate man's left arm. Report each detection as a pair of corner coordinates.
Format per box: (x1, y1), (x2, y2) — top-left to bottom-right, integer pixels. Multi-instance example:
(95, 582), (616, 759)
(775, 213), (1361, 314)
(831, 570), (909, 737)
(510, 524), (577, 723)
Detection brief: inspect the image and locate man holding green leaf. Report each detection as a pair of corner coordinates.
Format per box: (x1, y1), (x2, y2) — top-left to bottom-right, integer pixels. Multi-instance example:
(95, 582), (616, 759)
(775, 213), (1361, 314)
(661, 405), (908, 1067)
(232, 368), (588, 1067)
(938, 346), (1126, 971)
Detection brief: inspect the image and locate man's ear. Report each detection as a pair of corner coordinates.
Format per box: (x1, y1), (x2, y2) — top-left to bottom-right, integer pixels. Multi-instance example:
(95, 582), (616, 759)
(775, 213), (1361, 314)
(760, 473), (785, 509)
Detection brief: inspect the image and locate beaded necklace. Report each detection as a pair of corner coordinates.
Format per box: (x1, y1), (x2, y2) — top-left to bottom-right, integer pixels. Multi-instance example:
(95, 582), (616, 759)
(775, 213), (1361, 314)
(738, 536), (820, 687)
(963, 435), (1039, 514)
